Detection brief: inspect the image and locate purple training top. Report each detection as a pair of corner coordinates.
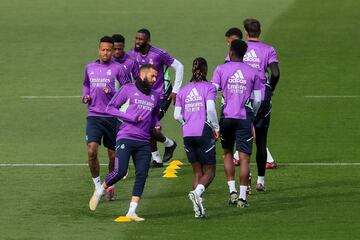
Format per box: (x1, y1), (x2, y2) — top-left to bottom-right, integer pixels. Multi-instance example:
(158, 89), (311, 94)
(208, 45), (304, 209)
(211, 61), (261, 120)
(176, 81), (217, 137)
(106, 83), (160, 142)
(129, 46), (174, 98)
(82, 60), (129, 117)
(112, 52), (139, 82)
(243, 41), (278, 100)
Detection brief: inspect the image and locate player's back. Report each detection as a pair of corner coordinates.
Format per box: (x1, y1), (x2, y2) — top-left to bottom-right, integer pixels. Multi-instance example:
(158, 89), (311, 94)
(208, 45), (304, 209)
(177, 81), (216, 137)
(211, 61), (260, 120)
(244, 41), (278, 81)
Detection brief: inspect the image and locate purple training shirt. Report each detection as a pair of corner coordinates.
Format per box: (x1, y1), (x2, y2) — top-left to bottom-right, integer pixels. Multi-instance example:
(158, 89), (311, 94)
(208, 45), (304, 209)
(176, 81), (217, 137)
(112, 52), (139, 82)
(82, 60), (129, 117)
(243, 41), (278, 100)
(129, 46), (174, 98)
(211, 61), (261, 120)
(106, 83), (160, 142)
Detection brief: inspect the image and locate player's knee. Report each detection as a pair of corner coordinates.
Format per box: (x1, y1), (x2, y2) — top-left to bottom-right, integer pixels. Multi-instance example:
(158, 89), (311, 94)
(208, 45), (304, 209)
(88, 148), (98, 161)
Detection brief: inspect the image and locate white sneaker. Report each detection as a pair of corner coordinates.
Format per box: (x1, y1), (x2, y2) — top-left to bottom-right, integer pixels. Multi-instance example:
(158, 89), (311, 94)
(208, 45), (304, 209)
(89, 188), (104, 211)
(188, 191), (205, 218)
(126, 213), (145, 222)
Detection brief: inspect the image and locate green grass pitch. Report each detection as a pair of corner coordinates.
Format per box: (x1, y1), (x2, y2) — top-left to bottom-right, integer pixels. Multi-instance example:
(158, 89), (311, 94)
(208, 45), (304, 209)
(0, 0), (359, 239)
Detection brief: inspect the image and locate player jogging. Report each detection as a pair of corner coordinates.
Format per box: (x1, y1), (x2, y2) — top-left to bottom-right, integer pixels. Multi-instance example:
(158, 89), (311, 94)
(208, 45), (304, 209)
(89, 64), (160, 221)
(211, 40), (261, 207)
(174, 57), (219, 218)
(129, 28), (184, 167)
(82, 36), (129, 202)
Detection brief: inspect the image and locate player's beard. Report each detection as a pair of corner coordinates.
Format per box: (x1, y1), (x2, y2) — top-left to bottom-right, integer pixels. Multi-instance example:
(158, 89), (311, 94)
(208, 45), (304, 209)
(134, 44), (146, 52)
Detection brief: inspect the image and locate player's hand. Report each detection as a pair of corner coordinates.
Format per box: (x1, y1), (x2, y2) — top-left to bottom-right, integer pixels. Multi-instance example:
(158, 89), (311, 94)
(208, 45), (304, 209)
(136, 116), (142, 122)
(103, 87), (110, 94)
(167, 92), (177, 105)
(83, 95), (90, 104)
(154, 125), (162, 133)
(213, 131), (220, 141)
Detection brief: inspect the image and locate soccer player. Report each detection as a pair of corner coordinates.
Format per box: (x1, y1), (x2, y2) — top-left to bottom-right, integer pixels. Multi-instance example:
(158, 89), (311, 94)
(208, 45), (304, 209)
(174, 57), (219, 218)
(242, 18), (280, 191)
(111, 34), (139, 81)
(82, 36), (129, 202)
(211, 40), (261, 207)
(224, 27), (243, 62)
(129, 28), (184, 167)
(89, 64), (161, 221)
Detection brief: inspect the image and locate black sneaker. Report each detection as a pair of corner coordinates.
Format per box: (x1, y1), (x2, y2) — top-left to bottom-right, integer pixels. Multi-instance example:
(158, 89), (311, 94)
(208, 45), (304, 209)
(163, 141), (177, 163)
(151, 161), (164, 168)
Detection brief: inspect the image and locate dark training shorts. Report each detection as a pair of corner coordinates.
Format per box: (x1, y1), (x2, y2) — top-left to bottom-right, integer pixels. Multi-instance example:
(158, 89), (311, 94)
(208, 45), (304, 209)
(183, 123), (216, 165)
(220, 118), (253, 154)
(86, 116), (119, 150)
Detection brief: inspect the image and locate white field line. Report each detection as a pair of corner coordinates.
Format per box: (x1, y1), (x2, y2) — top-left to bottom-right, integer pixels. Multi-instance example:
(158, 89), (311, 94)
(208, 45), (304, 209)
(20, 96), (81, 99)
(1, 163), (360, 167)
(304, 96), (360, 98)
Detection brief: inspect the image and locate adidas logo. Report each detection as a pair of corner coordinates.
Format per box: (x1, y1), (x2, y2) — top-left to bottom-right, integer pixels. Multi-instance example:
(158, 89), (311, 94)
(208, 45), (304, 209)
(244, 49), (260, 62)
(185, 88), (202, 103)
(229, 70), (246, 84)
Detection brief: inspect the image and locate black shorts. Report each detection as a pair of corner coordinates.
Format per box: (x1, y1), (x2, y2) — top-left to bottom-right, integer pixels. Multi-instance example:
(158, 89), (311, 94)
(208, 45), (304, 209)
(220, 118), (253, 154)
(183, 124), (216, 165)
(254, 85), (272, 129)
(158, 85), (173, 120)
(86, 116), (119, 150)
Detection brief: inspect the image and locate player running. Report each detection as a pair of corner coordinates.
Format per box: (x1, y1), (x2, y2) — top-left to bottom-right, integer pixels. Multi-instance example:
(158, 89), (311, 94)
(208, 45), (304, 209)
(130, 28), (184, 167)
(82, 36), (129, 202)
(174, 57), (219, 218)
(242, 18), (280, 191)
(211, 40), (261, 208)
(89, 64), (161, 221)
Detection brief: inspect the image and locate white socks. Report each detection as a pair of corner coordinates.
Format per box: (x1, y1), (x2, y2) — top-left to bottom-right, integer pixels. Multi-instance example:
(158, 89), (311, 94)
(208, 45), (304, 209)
(92, 176), (101, 189)
(96, 185), (105, 196)
(257, 176), (265, 185)
(152, 151), (162, 163)
(164, 137), (174, 147)
(127, 202), (138, 216)
(239, 185), (247, 200)
(227, 180), (237, 193)
(266, 147), (275, 163)
(194, 184), (205, 197)
(233, 151), (239, 161)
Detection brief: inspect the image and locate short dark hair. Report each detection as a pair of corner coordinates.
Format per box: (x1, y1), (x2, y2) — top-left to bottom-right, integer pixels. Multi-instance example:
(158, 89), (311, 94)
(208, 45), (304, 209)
(112, 34), (125, 43)
(139, 63), (156, 72)
(230, 39), (248, 58)
(243, 18), (261, 37)
(99, 36), (114, 45)
(225, 27), (243, 39)
(137, 28), (151, 40)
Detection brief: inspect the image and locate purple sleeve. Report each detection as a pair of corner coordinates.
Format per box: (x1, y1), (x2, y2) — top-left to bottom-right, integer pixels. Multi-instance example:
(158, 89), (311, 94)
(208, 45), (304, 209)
(175, 91), (182, 107)
(253, 73), (262, 90)
(131, 60), (139, 80)
(207, 85), (217, 101)
(106, 87), (138, 122)
(268, 47), (279, 64)
(160, 50), (174, 66)
(82, 66), (90, 103)
(211, 66), (222, 89)
(150, 97), (161, 128)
